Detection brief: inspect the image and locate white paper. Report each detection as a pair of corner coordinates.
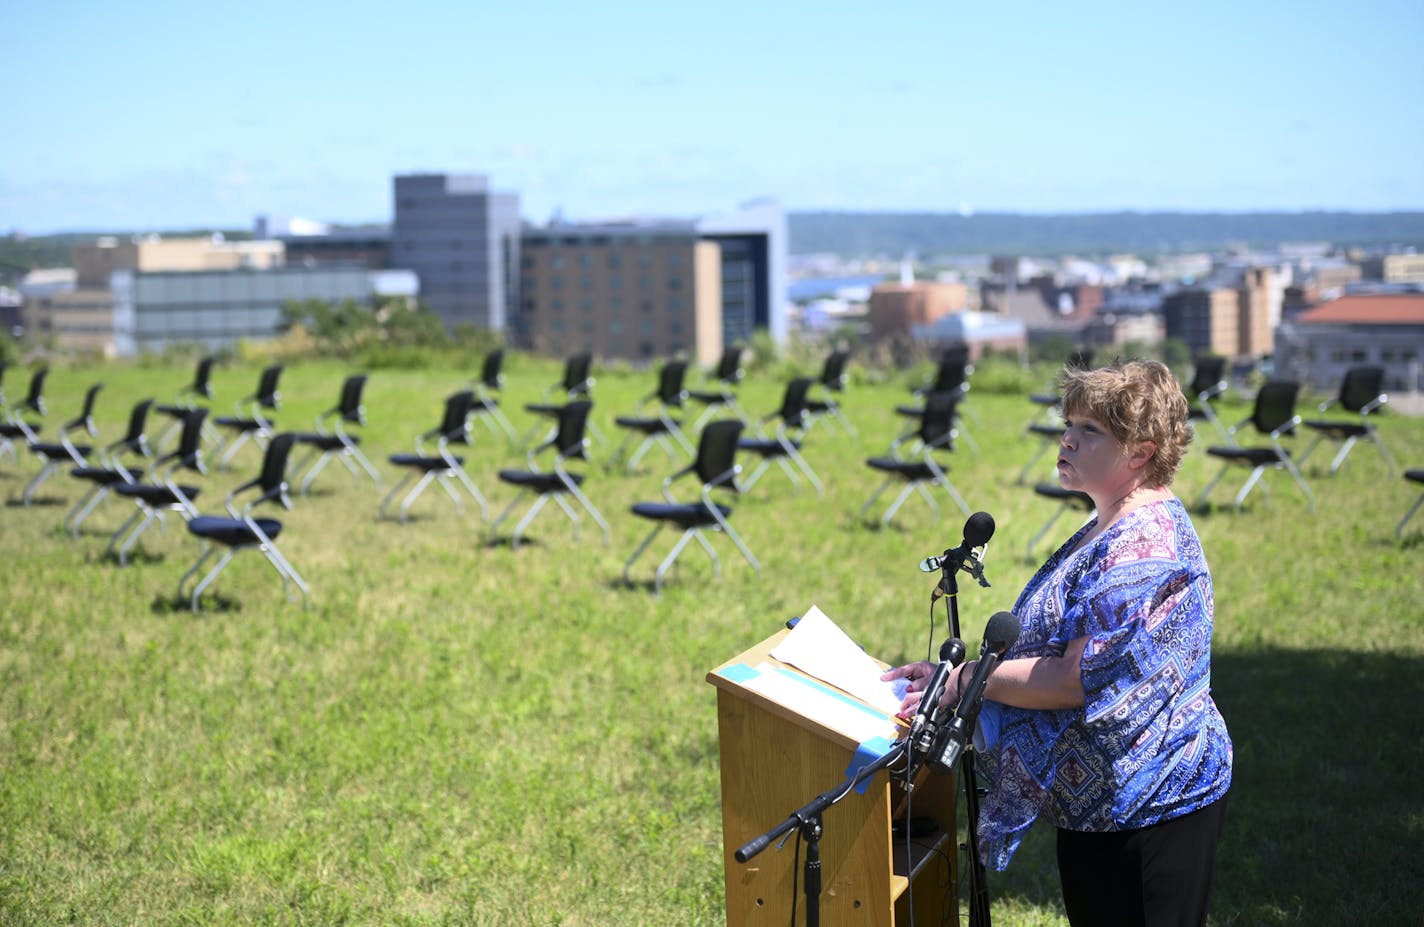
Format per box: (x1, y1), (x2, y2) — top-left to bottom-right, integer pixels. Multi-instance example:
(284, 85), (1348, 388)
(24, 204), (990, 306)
(770, 605), (906, 716)
(742, 662), (900, 745)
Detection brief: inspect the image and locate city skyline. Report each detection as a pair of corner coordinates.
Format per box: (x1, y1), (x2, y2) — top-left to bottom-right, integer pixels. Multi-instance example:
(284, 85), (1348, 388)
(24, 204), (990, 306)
(3, 0), (1422, 234)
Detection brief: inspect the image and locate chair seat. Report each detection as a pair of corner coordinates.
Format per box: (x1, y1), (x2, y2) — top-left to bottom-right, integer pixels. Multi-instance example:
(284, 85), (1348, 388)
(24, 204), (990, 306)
(805, 399), (832, 413)
(389, 453), (462, 471)
(214, 416), (267, 431)
(187, 515), (283, 546)
(1033, 483), (1095, 509)
(894, 403), (925, 418)
(497, 469), (585, 492)
(1207, 446), (1290, 466)
(630, 501), (733, 529)
(1029, 392), (1058, 407)
(1027, 423), (1064, 439)
(687, 390), (732, 405)
(866, 456), (939, 480)
(471, 397), (500, 412)
(0, 423), (35, 439)
(614, 415), (680, 435)
(293, 432), (354, 451)
(1405, 468), (1424, 485)
(738, 437), (801, 457)
(30, 442), (93, 459)
(71, 466), (131, 485)
(155, 403), (191, 418)
(525, 402), (564, 417)
(1302, 419), (1369, 439)
(115, 483), (201, 505)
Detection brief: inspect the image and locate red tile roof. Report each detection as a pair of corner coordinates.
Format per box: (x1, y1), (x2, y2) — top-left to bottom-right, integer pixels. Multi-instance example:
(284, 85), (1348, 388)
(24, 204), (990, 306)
(1295, 294), (1424, 325)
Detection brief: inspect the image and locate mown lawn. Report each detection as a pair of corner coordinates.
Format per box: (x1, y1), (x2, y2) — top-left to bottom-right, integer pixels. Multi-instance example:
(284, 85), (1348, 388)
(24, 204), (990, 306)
(2, 353), (1421, 926)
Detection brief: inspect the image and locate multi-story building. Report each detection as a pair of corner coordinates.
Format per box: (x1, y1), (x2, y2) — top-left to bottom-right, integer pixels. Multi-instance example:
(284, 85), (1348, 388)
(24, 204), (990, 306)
(279, 229), (392, 269)
(867, 281), (969, 341)
(1382, 254), (1424, 284)
(390, 173), (521, 332)
(1162, 287), (1242, 358)
(695, 199), (788, 348)
(1274, 293), (1424, 392)
(517, 222), (722, 365)
(1237, 267), (1279, 358)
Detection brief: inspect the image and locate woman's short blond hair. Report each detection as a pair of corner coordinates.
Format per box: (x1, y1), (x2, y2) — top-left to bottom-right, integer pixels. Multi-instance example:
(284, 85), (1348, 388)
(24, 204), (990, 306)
(1058, 359), (1193, 487)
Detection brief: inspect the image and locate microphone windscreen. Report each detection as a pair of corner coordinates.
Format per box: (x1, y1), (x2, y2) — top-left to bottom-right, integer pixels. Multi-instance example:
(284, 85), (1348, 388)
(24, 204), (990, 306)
(964, 511), (996, 547)
(982, 611), (1021, 655)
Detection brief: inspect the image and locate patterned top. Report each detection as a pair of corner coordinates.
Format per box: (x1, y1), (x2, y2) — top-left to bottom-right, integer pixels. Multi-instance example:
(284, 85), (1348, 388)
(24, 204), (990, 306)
(975, 497), (1232, 871)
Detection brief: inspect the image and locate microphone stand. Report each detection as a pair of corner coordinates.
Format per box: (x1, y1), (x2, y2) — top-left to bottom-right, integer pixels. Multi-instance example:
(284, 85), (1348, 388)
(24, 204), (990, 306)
(735, 739), (909, 927)
(935, 551), (994, 927)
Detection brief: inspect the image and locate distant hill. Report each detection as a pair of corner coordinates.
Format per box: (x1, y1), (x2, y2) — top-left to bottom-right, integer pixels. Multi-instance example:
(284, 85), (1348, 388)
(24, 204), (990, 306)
(787, 211), (1424, 257)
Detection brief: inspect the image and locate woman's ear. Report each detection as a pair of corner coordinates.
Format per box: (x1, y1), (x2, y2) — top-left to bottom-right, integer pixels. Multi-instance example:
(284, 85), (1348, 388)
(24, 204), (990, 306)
(1127, 439), (1157, 471)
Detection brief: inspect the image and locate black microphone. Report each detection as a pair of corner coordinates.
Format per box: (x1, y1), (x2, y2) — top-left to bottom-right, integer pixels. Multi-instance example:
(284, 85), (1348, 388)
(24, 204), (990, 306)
(908, 636), (967, 754)
(928, 610), (1020, 775)
(920, 511), (995, 588)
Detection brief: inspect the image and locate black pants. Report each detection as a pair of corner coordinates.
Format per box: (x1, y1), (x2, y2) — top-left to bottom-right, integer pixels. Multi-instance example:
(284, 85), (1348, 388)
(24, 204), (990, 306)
(1056, 796), (1228, 927)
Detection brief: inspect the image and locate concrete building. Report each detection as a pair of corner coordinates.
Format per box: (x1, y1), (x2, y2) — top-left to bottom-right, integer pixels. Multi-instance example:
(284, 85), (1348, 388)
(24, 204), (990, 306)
(911, 310), (1028, 360)
(867, 281), (969, 341)
(1382, 253), (1424, 284)
(517, 222), (722, 365)
(1274, 293), (1424, 392)
(279, 228), (392, 269)
(695, 199), (788, 348)
(1237, 266), (1281, 358)
(390, 173), (521, 332)
(73, 235), (282, 287)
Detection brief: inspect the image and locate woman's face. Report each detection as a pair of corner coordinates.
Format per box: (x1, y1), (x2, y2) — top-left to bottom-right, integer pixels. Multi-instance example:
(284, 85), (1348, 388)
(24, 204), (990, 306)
(1057, 412), (1133, 495)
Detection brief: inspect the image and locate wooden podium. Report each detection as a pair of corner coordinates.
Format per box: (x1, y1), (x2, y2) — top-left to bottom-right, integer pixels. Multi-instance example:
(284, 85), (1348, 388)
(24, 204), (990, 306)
(707, 628), (957, 927)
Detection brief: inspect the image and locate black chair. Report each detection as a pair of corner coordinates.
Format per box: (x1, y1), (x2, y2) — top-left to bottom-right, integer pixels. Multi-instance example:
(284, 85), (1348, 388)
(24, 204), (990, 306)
(381, 390), (488, 523)
(65, 398), (155, 538)
(1026, 484), (1096, 561)
(896, 345), (979, 457)
(524, 353), (604, 446)
(1027, 349), (1093, 411)
(1298, 365), (1397, 476)
(613, 361), (695, 472)
(107, 408), (208, 565)
(1197, 380), (1315, 513)
(153, 355), (218, 450)
(0, 366), (49, 462)
(470, 348), (518, 442)
(213, 364), (283, 468)
(490, 399), (609, 550)
(1018, 416), (1066, 485)
(623, 419), (760, 594)
(291, 373), (381, 495)
(21, 382), (102, 505)
(858, 390), (971, 527)
(1397, 469), (1424, 538)
(803, 348), (856, 436)
(1185, 355), (1232, 445)
(688, 345), (748, 429)
(179, 433), (308, 611)
(736, 377), (824, 496)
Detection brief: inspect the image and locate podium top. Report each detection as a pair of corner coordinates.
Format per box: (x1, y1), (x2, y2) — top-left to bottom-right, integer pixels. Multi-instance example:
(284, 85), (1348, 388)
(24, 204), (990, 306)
(707, 628), (907, 752)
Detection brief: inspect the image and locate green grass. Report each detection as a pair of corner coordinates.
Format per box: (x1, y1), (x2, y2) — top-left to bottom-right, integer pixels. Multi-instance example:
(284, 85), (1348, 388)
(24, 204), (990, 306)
(2, 355), (1422, 926)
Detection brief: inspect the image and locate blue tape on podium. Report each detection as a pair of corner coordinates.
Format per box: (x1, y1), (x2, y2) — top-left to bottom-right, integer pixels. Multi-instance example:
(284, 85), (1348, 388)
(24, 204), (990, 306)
(846, 735), (897, 794)
(716, 662), (760, 684)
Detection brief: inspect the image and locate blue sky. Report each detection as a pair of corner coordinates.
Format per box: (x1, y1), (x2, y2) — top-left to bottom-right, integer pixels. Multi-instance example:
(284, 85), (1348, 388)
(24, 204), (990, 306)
(3, 0), (1421, 233)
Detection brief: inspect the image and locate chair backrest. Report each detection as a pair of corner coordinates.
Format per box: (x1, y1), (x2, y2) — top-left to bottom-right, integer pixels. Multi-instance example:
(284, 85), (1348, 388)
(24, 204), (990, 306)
(1337, 365), (1386, 413)
(819, 349), (850, 389)
(655, 361), (690, 406)
(713, 346), (744, 385)
(167, 408), (209, 471)
(919, 390), (960, 448)
(19, 366), (48, 417)
(0, 360), (7, 406)
(1188, 355), (1227, 397)
(1251, 381), (1301, 435)
(255, 433), (298, 499)
(1066, 349), (1094, 372)
(253, 365), (283, 409)
(479, 349), (505, 390)
(65, 383), (104, 431)
(553, 400), (593, 460)
(336, 374), (368, 424)
(562, 353), (593, 393)
(931, 348), (971, 392)
(189, 356), (216, 399)
(695, 419), (745, 485)
(119, 399), (155, 451)
(777, 378), (814, 428)
(438, 390), (477, 442)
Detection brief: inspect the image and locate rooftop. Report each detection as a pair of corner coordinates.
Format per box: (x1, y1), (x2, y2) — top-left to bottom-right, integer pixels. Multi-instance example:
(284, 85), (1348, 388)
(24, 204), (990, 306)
(1295, 293), (1424, 325)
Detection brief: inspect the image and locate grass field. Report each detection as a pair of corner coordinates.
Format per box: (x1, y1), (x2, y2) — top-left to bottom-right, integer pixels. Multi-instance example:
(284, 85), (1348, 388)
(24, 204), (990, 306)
(2, 353), (1422, 926)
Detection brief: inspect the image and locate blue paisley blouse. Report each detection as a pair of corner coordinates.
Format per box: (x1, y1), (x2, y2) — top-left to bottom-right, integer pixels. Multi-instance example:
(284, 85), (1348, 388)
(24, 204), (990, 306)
(975, 497), (1232, 871)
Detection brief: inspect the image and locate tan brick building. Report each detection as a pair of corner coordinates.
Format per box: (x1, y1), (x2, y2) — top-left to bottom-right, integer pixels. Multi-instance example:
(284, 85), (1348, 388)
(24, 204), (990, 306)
(866, 281), (969, 341)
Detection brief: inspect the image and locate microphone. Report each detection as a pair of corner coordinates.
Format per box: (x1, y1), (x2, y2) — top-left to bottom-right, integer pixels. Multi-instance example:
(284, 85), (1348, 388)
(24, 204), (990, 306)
(908, 636), (967, 755)
(928, 610), (1020, 775)
(920, 511), (995, 589)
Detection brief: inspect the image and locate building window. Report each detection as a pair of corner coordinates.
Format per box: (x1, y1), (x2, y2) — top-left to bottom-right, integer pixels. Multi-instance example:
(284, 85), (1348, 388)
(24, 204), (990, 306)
(610, 320), (624, 334)
(668, 277), (682, 292)
(552, 256), (565, 270)
(607, 254), (621, 269)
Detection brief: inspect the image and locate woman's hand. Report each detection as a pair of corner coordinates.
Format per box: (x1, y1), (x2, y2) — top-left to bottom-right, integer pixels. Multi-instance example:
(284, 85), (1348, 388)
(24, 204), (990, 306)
(881, 661), (937, 720)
